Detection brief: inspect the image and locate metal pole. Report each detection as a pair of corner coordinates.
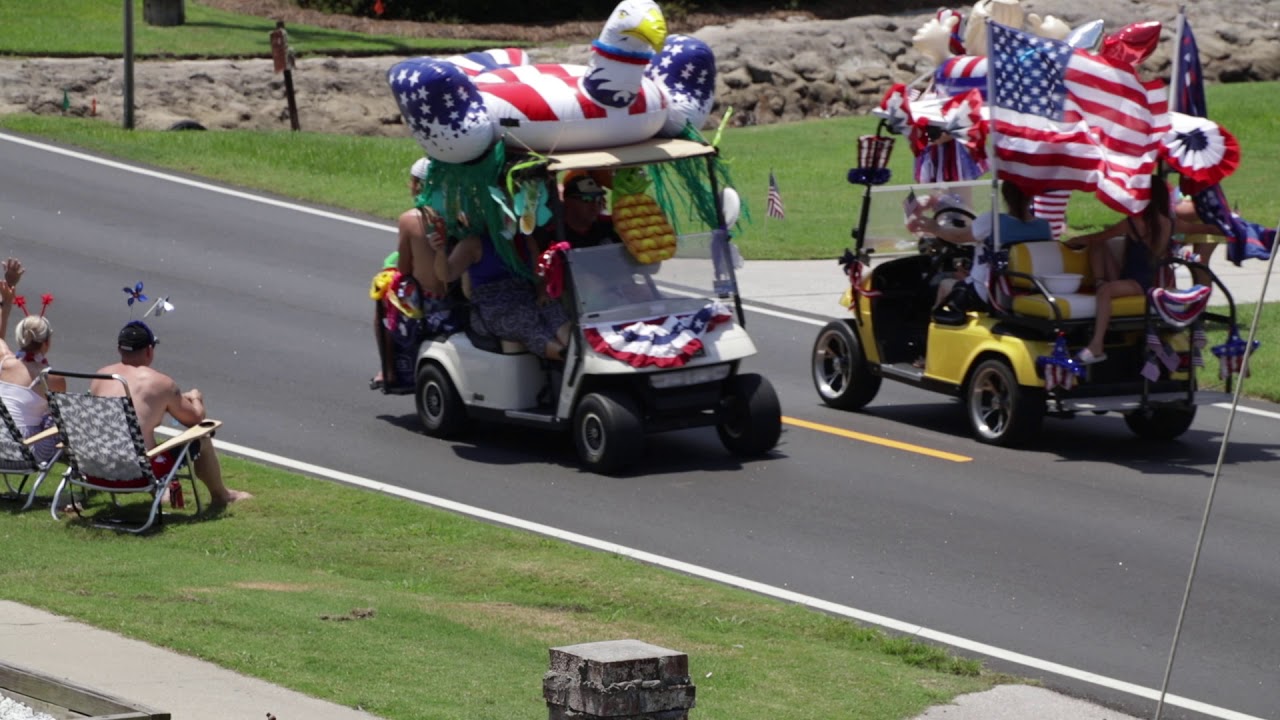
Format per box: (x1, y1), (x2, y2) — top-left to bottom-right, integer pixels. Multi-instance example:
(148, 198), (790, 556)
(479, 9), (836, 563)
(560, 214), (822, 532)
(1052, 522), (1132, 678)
(123, 0), (135, 129)
(1152, 219), (1279, 720)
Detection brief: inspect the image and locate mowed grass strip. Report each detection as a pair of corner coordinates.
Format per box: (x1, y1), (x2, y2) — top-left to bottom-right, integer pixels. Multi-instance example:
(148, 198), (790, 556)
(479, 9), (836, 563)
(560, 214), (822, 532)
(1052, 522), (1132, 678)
(0, 0), (514, 58)
(0, 456), (994, 719)
(2, 80), (1275, 261)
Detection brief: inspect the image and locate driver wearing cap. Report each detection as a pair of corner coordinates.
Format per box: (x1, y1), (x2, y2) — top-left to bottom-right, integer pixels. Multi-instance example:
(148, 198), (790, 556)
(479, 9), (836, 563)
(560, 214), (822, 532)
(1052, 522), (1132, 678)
(89, 320), (251, 507)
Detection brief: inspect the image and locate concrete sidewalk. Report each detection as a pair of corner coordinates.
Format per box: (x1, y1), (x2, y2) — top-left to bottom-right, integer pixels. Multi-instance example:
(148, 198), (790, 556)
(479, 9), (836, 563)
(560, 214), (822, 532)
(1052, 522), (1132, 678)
(735, 255), (1279, 319)
(0, 601), (378, 720)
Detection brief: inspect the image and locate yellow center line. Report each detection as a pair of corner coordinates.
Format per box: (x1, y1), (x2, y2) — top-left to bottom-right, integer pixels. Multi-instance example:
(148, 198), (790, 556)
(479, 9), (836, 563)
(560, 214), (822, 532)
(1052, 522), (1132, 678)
(782, 416), (973, 463)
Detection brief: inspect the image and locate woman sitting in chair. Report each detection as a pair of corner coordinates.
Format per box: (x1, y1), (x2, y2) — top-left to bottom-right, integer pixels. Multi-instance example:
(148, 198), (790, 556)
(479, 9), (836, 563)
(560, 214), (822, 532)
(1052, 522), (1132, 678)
(0, 261), (65, 463)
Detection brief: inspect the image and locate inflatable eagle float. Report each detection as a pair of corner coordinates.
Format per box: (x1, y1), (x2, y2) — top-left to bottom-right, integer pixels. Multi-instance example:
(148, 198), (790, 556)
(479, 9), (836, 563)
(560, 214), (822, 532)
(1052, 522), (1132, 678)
(387, 0), (717, 164)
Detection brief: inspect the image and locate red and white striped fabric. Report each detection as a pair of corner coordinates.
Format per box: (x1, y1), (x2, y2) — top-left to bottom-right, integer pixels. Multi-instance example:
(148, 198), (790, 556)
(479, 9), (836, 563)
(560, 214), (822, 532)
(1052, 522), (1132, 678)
(476, 64), (668, 152)
(935, 55), (988, 97)
(988, 23), (1170, 216)
(1032, 190), (1071, 240)
(443, 48), (530, 77)
(583, 301), (732, 369)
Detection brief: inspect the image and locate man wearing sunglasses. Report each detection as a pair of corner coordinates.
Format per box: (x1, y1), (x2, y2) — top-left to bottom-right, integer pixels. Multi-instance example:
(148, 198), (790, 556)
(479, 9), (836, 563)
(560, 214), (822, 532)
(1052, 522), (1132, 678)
(547, 171), (620, 250)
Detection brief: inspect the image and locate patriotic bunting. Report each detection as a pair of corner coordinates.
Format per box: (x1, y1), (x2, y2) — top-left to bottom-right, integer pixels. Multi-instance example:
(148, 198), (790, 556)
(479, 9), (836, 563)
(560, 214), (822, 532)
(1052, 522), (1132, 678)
(583, 301), (733, 368)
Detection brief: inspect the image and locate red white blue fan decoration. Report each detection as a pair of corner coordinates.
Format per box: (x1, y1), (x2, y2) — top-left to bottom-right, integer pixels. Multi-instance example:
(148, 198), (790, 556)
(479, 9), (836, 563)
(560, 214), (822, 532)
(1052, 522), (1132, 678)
(1161, 112), (1240, 195)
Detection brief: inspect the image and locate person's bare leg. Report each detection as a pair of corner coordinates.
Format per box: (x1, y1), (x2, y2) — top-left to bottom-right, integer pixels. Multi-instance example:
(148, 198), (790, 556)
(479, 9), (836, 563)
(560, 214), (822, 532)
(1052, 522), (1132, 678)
(1085, 279), (1140, 357)
(1191, 242), (1216, 286)
(1085, 283), (1114, 357)
(194, 440), (251, 505)
(544, 340), (565, 362)
(1088, 240), (1119, 289)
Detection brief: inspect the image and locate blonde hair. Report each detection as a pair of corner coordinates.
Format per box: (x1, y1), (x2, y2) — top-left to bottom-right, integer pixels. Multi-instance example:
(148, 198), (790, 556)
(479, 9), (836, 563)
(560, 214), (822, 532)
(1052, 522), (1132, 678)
(15, 316), (51, 352)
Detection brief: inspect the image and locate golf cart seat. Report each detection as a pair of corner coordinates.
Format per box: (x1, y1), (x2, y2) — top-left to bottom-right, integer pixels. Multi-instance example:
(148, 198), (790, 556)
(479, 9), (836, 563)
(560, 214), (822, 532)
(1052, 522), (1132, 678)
(1007, 240), (1147, 321)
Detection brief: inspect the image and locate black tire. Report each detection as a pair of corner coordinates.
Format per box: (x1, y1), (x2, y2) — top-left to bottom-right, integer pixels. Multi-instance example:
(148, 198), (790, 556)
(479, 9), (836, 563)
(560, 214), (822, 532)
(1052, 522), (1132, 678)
(717, 373), (782, 457)
(574, 391), (643, 474)
(811, 320), (881, 410)
(965, 359), (1043, 446)
(1124, 406), (1196, 441)
(416, 363), (466, 438)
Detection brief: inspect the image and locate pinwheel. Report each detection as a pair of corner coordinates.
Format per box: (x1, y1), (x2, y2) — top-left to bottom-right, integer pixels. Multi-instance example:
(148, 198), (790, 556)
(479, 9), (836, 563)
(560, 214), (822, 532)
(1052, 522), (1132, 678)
(1161, 112), (1240, 195)
(123, 282), (147, 307)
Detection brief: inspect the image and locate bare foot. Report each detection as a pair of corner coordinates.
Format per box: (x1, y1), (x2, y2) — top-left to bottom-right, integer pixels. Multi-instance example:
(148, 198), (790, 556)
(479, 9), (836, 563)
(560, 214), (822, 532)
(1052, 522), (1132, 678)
(211, 489), (254, 507)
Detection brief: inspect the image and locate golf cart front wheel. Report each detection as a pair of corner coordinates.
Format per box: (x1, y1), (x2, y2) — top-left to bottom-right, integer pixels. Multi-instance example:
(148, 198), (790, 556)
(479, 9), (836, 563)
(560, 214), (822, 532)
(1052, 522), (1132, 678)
(812, 320), (880, 410)
(574, 391), (643, 475)
(965, 358), (1043, 446)
(717, 373), (782, 457)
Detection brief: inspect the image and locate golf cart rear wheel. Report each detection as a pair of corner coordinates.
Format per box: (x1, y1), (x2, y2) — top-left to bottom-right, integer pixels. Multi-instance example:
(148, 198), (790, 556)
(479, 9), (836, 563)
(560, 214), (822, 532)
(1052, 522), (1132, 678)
(416, 363), (466, 439)
(574, 391), (643, 475)
(717, 373), (782, 457)
(812, 320), (880, 410)
(965, 359), (1043, 446)
(1124, 406), (1196, 441)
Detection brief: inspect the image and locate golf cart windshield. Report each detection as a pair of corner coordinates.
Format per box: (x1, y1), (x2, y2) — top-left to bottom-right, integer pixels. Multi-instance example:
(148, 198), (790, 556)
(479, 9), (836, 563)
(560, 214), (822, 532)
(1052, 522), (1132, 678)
(569, 233), (723, 323)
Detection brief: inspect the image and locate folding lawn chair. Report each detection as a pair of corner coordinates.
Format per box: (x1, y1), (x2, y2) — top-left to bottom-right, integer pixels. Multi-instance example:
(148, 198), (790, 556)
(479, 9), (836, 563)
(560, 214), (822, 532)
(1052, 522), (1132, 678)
(0, 401), (62, 511)
(41, 369), (220, 534)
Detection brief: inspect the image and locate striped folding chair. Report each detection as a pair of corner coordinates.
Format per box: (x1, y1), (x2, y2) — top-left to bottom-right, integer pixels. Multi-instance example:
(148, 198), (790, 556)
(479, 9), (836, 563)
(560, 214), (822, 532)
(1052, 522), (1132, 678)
(0, 401), (61, 511)
(41, 370), (219, 534)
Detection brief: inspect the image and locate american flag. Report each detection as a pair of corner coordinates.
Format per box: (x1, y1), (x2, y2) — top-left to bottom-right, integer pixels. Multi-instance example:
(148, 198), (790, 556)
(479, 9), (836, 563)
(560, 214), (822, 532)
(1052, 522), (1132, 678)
(1032, 190), (1071, 240)
(767, 171), (785, 219)
(1173, 16), (1275, 264)
(987, 23), (1169, 215)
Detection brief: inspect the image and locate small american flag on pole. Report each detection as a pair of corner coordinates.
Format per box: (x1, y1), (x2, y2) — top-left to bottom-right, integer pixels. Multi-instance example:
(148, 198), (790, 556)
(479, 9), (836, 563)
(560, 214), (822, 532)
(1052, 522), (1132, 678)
(766, 171), (786, 219)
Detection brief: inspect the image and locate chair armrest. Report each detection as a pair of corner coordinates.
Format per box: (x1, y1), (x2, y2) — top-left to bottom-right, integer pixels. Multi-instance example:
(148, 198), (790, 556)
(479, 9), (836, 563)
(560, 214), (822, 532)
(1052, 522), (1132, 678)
(148, 419), (222, 459)
(22, 425), (60, 446)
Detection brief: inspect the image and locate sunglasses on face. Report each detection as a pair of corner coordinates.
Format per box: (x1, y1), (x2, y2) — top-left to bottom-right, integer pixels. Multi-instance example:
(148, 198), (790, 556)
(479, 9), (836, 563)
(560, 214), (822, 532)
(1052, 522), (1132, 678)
(569, 192), (606, 202)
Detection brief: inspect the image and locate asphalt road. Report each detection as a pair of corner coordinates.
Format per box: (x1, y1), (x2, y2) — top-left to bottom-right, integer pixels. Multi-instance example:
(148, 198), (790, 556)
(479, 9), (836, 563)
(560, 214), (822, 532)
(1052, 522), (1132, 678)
(3, 132), (1278, 720)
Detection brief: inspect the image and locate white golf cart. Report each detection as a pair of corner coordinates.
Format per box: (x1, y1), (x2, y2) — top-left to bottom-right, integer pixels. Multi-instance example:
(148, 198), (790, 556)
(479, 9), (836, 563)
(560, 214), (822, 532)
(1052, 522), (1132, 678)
(413, 137), (781, 473)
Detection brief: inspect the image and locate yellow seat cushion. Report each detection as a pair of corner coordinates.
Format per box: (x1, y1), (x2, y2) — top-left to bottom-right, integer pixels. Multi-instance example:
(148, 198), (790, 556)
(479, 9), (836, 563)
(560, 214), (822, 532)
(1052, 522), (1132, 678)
(1006, 241), (1145, 320)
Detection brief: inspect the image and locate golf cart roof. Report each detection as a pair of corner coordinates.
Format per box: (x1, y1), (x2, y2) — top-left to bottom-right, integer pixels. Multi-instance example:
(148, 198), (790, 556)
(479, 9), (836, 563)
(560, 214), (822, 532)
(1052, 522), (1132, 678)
(538, 138), (717, 172)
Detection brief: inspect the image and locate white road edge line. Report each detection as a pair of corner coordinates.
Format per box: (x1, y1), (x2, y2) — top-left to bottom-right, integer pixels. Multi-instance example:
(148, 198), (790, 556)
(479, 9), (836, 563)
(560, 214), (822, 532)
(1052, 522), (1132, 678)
(17, 131), (1261, 719)
(159, 427), (1263, 720)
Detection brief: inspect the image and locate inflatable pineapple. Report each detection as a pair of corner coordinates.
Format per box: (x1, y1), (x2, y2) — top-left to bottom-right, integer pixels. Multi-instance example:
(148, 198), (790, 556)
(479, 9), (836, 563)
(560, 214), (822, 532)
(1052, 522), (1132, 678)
(612, 167), (677, 264)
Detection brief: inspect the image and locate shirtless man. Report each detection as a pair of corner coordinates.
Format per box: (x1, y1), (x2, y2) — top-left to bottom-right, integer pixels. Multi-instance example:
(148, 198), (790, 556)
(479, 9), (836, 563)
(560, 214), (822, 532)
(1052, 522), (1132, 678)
(90, 321), (251, 506)
(371, 157), (457, 391)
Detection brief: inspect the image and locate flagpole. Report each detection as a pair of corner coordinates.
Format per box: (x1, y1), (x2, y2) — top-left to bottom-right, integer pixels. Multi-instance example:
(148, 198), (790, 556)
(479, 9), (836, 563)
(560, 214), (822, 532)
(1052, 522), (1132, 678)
(985, 22), (1002, 267)
(1169, 7), (1186, 114)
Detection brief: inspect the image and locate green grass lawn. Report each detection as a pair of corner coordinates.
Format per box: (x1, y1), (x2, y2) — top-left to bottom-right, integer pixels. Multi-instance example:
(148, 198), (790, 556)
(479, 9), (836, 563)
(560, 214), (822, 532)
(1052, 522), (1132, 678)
(0, 0), (514, 58)
(0, 457), (997, 719)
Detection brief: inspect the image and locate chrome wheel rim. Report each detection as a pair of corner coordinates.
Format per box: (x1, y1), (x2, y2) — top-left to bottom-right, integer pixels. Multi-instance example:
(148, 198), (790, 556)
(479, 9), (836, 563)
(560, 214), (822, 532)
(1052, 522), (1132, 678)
(813, 329), (852, 400)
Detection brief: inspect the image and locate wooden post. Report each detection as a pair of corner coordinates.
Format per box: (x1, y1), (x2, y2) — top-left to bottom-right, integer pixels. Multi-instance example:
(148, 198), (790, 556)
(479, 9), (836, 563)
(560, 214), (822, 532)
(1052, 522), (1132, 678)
(270, 21), (300, 131)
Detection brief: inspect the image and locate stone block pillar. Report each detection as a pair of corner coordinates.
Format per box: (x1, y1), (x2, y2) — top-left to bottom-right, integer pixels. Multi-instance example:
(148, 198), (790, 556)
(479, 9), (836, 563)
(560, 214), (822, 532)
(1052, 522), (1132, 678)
(143, 0), (185, 26)
(543, 639), (696, 719)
